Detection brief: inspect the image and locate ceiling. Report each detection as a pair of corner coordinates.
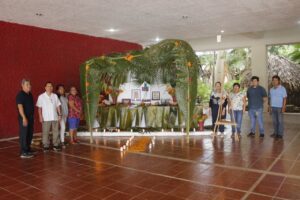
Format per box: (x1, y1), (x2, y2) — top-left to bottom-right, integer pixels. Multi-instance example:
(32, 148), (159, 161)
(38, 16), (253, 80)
(1, 0), (300, 46)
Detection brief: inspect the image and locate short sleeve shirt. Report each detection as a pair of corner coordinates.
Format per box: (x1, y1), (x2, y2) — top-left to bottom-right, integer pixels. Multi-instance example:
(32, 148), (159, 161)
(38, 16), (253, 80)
(270, 85), (287, 108)
(36, 92), (61, 121)
(247, 86), (267, 109)
(229, 91), (245, 110)
(68, 95), (82, 118)
(210, 91), (227, 106)
(16, 91), (34, 118)
(59, 96), (68, 117)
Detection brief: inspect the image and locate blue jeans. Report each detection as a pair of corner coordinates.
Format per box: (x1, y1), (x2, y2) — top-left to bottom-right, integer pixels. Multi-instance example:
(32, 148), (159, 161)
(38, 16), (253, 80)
(271, 107), (284, 136)
(231, 110), (243, 134)
(248, 108), (264, 134)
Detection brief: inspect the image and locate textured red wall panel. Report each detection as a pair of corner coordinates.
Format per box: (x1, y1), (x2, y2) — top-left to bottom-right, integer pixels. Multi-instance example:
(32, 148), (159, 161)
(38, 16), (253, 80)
(0, 21), (142, 138)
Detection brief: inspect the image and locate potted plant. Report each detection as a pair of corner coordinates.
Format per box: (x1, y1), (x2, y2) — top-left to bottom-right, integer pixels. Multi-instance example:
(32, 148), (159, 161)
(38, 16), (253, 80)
(197, 114), (208, 131)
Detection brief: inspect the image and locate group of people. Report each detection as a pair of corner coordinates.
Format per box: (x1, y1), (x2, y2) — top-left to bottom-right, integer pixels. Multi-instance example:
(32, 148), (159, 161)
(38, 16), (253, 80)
(16, 80), (82, 158)
(16, 75), (287, 159)
(209, 75), (287, 139)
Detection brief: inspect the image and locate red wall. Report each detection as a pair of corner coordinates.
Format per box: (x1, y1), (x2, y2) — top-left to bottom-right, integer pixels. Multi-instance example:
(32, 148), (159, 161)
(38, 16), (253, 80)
(0, 21), (142, 138)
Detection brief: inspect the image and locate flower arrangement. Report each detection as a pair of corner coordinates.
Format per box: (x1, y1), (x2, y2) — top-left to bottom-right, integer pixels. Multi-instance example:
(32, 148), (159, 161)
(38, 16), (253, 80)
(105, 87), (123, 104)
(166, 85), (175, 96)
(105, 87), (123, 96)
(193, 113), (208, 131)
(198, 114), (208, 122)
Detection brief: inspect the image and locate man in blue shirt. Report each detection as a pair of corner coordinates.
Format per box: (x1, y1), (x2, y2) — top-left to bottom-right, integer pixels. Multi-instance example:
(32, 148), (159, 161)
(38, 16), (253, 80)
(247, 76), (268, 137)
(269, 75), (287, 139)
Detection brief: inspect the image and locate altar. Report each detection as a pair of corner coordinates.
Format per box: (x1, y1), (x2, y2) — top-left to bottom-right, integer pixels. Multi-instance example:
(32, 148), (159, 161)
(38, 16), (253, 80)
(80, 39), (200, 141)
(95, 105), (204, 130)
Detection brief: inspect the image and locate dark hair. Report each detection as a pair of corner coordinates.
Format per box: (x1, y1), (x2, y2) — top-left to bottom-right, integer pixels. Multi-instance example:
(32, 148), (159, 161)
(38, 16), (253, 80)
(56, 84), (65, 99)
(215, 81), (222, 86)
(70, 86), (77, 90)
(45, 81), (53, 87)
(69, 86), (79, 97)
(21, 79), (30, 85)
(272, 75), (281, 82)
(251, 76), (259, 81)
(233, 83), (240, 88)
(56, 84), (65, 91)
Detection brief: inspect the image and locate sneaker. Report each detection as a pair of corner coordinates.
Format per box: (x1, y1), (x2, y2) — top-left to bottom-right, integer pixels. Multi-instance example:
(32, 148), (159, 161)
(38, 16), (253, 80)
(27, 151), (36, 156)
(69, 140), (76, 145)
(220, 132), (224, 138)
(63, 141), (69, 146)
(276, 135), (283, 139)
(270, 133), (277, 138)
(43, 147), (50, 152)
(260, 134), (265, 138)
(74, 139), (80, 144)
(28, 149), (38, 154)
(248, 132), (255, 137)
(53, 146), (62, 152)
(61, 144), (66, 149)
(20, 153), (34, 159)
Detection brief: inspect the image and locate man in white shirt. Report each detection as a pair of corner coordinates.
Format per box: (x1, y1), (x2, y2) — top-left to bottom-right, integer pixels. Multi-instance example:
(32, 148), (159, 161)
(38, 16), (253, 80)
(36, 82), (62, 152)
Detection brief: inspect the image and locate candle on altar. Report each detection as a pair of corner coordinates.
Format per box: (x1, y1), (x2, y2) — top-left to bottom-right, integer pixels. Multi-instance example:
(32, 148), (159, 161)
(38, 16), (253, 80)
(103, 129), (106, 133)
(171, 128), (174, 132)
(162, 129), (164, 133)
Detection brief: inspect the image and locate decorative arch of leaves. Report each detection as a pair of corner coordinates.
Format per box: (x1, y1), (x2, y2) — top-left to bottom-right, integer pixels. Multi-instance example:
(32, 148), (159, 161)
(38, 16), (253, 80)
(80, 39), (199, 142)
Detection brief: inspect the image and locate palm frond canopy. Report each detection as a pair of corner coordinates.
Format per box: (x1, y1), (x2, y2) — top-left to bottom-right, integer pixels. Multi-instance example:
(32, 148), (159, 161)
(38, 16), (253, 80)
(80, 39), (199, 134)
(268, 54), (300, 91)
(238, 55), (300, 91)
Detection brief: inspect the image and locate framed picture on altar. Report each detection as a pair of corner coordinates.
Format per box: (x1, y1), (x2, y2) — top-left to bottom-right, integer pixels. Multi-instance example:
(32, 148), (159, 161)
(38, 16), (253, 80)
(152, 91), (160, 100)
(131, 89), (141, 101)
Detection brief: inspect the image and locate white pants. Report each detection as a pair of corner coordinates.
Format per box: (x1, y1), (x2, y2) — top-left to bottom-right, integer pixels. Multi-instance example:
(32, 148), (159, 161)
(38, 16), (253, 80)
(59, 116), (67, 143)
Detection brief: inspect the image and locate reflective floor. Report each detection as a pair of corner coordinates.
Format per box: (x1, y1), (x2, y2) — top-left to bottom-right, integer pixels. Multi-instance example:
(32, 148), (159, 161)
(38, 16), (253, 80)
(0, 113), (300, 199)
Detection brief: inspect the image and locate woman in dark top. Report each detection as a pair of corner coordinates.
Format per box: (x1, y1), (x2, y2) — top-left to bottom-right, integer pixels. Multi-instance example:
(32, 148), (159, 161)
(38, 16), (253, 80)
(209, 82), (228, 137)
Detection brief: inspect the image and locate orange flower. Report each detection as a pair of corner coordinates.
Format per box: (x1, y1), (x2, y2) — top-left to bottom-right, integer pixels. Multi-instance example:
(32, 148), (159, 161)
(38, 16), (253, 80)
(192, 114), (198, 119)
(125, 54), (134, 61)
(166, 85), (175, 96)
(105, 88), (113, 94)
(187, 61), (192, 67)
(85, 82), (90, 87)
(175, 41), (180, 47)
(85, 64), (90, 71)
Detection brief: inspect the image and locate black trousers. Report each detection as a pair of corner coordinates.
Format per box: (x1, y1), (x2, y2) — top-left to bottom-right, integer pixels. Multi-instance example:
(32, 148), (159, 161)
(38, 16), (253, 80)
(18, 116), (34, 154)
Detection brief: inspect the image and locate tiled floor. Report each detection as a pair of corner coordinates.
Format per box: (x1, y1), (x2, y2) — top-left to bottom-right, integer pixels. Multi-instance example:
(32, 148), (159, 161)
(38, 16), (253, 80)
(0, 113), (300, 199)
